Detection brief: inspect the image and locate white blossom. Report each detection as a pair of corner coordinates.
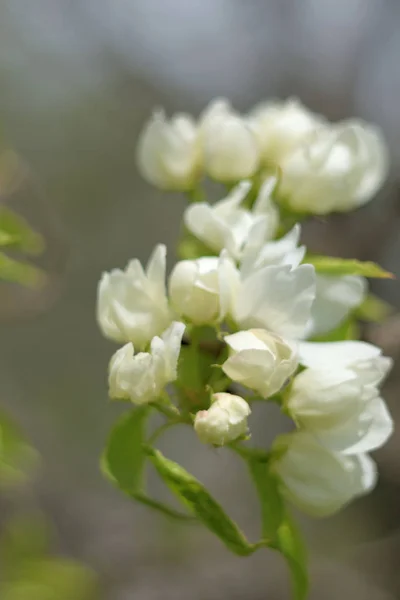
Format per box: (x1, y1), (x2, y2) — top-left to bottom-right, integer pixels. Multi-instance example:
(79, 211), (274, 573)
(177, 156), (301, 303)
(97, 244), (173, 348)
(240, 223), (305, 278)
(194, 392), (251, 446)
(168, 251), (238, 325)
(299, 340), (392, 380)
(229, 225), (315, 339)
(280, 120), (388, 214)
(230, 261), (316, 340)
(273, 431), (377, 517)
(249, 98), (323, 163)
(222, 329), (298, 398)
(136, 110), (202, 190)
(108, 322), (185, 404)
(305, 274), (367, 338)
(171, 233), (315, 338)
(200, 99), (260, 182)
(287, 366), (393, 454)
(184, 179), (278, 259)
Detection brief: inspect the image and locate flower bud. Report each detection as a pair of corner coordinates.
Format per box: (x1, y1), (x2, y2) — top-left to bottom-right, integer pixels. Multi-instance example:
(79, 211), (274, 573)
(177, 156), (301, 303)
(194, 393), (251, 446)
(169, 252), (239, 325)
(222, 329), (298, 398)
(108, 322), (185, 404)
(136, 110), (202, 190)
(97, 245), (173, 349)
(280, 120), (388, 214)
(273, 431), (377, 517)
(201, 99), (260, 182)
(184, 179), (278, 260)
(249, 98), (323, 163)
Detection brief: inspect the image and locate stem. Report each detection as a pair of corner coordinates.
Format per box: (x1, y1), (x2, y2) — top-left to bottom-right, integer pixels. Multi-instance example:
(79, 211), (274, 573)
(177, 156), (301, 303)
(229, 443), (270, 463)
(186, 186), (205, 204)
(151, 397), (180, 420)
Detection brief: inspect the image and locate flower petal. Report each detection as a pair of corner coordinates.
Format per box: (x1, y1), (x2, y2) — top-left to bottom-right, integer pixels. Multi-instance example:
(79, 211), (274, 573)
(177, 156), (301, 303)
(240, 224), (305, 277)
(234, 264), (316, 338)
(339, 397), (394, 455)
(307, 274), (367, 337)
(299, 340), (383, 370)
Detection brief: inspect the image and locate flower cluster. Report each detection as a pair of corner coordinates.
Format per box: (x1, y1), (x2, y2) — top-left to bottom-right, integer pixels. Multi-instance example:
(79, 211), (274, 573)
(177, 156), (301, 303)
(137, 98), (388, 215)
(98, 97), (393, 528)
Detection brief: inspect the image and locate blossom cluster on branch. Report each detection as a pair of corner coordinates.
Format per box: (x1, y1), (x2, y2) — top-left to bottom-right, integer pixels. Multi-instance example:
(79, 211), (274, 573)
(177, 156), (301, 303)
(97, 97), (394, 599)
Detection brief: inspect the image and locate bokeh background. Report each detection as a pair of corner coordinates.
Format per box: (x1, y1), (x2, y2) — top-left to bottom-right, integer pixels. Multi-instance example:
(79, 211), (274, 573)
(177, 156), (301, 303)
(0, 1), (400, 598)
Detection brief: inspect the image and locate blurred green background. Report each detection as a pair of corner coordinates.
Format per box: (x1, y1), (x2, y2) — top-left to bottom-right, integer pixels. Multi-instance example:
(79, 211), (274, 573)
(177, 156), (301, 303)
(0, 1), (399, 598)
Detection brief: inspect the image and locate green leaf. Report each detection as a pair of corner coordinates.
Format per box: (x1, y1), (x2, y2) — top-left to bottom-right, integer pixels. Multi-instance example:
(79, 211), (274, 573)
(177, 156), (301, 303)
(248, 458), (308, 600)
(0, 412), (39, 489)
(0, 252), (45, 287)
(305, 255), (394, 279)
(0, 514), (50, 574)
(132, 492), (195, 521)
(0, 150), (23, 196)
(0, 559), (98, 600)
(357, 293), (393, 323)
(101, 406), (151, 493)
(102, 408), (193, 520)
(146, 446), (264, 556)
(0, 208), (44, 255)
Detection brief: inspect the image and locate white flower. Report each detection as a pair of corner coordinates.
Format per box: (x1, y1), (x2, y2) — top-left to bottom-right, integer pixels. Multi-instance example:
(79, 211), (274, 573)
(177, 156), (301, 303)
(108, 322), (185, 404)
(299, 340), (392, 379)
(273, 432), (377, 517)
(249, 98), (323, 163)
(184, 179), (278, 259)
(231, 262), (316, 339)
(228, 225), (315, 340)
(97, 244), (173, 348)
(200, 99), (260, 182)
(240, 223), (306, 278)
(222, 329), (298, 398)
(287, 366), (393, 454)
(280, 120), (388, 214)
(136, 110), (202, 190)
(168, 251), (238, 325)
(194, 392), (251, 445)
(305, 275), (367, 338)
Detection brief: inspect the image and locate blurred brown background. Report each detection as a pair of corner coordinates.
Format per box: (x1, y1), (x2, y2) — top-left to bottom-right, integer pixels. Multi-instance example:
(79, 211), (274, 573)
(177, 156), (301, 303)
(0, 1), (399, 598)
